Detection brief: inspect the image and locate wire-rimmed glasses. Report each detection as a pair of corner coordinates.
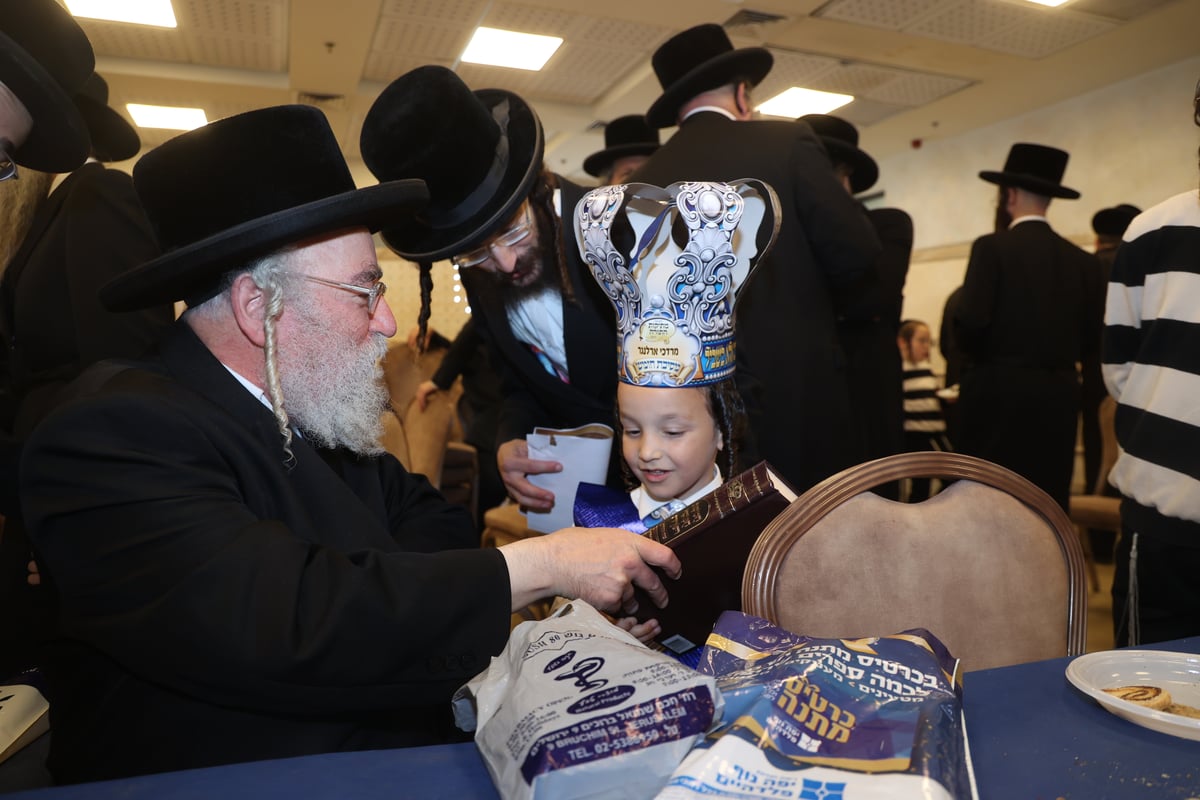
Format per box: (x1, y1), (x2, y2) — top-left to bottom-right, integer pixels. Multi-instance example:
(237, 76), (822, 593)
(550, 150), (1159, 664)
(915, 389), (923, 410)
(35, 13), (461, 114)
(451, 203), (533, 269)
(302, 275), (387, 315)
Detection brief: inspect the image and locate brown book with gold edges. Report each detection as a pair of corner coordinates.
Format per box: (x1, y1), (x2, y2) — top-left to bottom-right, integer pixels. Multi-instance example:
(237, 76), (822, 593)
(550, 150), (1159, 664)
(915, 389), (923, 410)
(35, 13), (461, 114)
(634, 460), (797, 654)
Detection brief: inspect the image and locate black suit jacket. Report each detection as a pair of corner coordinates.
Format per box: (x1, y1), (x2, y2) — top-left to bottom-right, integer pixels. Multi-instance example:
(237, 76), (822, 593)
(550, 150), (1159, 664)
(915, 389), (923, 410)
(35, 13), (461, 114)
(954, 219), (1104, 508)
(632, 113), (882, 490)
(20, 324), (512, 783)
(0, 162), (173, 435)
(460, 177), (619, 466)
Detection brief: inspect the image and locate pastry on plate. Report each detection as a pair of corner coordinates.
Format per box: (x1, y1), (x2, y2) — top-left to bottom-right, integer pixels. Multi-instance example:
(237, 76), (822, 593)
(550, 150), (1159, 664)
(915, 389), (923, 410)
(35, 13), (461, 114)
(1103, 685), (1173, 710)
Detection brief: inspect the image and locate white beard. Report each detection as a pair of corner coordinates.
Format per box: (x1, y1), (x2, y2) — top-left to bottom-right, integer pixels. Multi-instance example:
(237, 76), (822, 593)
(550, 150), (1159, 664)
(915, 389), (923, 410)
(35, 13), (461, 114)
(276, 307), (390, 456)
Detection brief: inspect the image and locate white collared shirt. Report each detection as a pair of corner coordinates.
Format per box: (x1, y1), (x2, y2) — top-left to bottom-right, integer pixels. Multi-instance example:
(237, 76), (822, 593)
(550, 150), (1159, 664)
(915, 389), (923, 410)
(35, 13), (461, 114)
(505, 187), (569, 379)
(682, 105), (738, 123)
(1008, 214), (1048, 229)
(630, 464), (724, 521)
(223, 364), (272, 412)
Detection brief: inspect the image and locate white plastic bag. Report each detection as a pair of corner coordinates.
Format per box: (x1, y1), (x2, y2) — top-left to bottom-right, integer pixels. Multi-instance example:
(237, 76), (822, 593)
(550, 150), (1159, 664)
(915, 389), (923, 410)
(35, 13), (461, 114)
(453, 600), (723, 800)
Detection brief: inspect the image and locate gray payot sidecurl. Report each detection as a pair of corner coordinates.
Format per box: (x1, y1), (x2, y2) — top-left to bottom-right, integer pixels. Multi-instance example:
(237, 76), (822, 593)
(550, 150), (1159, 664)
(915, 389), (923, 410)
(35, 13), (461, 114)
(189, 247), (297, 466)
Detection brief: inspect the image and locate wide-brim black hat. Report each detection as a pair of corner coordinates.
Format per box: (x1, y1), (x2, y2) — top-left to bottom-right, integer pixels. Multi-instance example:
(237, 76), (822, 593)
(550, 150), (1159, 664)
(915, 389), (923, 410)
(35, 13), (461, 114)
(360, 65), (543, 262)
(1091, 204), (1141, 237)
(800, 113), (878, 194)
(101, 105), (429, 312)
(645, 24), (772, 130)
(979, 142), (1079, 200)
(73, 73), (140, 162)
(582, 114), (660, 178)
(0, 0), (94, 172)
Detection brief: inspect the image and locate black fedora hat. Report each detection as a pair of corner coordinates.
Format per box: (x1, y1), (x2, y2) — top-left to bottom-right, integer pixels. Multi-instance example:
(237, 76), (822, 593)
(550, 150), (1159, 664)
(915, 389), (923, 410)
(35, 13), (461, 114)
(1091, 203), (1141, 237)
(360, 65), (543, 262)
(645, 24), (772, 130)
(101, 105), (429, 312)
(0, 0), (94, 172)
(582, 115), (660, 178)
(800, 113), (878, 194)
(73, 73), (140, 162)
(979, 142), (1080, 200)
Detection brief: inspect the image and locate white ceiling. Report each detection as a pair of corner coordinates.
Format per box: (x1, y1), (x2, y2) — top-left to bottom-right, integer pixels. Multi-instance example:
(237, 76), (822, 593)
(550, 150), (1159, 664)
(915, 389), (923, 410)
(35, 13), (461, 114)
(71, 0), (1198, 185)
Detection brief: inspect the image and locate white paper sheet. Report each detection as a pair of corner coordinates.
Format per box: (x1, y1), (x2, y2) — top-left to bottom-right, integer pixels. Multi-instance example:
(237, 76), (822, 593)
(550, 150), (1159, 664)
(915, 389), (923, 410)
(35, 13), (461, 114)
(524, 423), (613, 533)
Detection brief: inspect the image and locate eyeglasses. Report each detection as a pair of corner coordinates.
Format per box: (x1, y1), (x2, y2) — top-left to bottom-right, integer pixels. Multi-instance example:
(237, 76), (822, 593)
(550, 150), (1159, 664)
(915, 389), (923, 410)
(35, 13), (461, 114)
(0, 139), (19, 182)
(302, 275), (387, 315)
(451, 203), (533, 269)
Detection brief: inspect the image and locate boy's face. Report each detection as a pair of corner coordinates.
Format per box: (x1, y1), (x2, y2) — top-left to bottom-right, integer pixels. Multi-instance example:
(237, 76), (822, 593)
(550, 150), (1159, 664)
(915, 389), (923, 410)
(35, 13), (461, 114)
(618, 383), (723, 503)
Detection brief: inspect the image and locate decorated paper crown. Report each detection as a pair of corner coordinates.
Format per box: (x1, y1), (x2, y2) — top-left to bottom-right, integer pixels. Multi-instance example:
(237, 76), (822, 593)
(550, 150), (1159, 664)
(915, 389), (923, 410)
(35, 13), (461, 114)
(576, 180), (779, 387)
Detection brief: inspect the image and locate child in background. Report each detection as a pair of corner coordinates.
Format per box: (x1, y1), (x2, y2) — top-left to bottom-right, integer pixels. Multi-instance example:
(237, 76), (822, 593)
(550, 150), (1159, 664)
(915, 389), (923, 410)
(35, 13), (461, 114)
(898, 319), (952, 501)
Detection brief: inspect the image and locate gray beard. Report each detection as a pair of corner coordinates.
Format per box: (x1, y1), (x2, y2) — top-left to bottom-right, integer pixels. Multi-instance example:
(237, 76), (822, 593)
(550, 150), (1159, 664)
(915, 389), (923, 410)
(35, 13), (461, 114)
(275, 312), (391, 456)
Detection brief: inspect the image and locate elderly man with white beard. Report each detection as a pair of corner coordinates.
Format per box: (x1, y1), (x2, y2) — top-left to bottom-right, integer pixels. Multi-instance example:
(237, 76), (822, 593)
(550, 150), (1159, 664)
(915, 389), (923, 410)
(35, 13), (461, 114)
(19, 105), (680, 786)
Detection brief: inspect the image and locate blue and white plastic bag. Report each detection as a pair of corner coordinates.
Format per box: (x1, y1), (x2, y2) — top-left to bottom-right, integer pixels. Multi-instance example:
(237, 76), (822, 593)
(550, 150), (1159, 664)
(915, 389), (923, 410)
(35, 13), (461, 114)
(657, 612), (976, 800)
(453, 600), (723, 800)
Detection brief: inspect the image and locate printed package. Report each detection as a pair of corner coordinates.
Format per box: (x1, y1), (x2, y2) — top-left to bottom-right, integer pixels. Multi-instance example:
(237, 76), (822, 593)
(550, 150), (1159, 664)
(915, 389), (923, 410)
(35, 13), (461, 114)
(453, 600), (723, 800)
(657, 612), (977, 800)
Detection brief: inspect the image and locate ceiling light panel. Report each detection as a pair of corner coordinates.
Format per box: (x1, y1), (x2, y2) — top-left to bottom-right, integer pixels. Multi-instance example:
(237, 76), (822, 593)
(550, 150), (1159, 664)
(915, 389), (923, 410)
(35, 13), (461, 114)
(756, 87), (854, 119)
(66, 0), (178, 27)
(461, 27), (562, 71)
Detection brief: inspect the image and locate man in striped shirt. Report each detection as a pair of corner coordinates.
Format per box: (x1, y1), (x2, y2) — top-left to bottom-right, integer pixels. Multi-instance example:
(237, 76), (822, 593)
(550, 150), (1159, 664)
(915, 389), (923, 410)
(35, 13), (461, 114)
(1101, 77), (1200, 647)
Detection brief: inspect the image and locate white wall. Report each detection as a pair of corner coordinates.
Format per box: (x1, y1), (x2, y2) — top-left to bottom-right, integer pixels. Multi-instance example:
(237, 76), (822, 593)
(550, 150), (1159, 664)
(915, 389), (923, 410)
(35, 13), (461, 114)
(874, 54), (1200, 375)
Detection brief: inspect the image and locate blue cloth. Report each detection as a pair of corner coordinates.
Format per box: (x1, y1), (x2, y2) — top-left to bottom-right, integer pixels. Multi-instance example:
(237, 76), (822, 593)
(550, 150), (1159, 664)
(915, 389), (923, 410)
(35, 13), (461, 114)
(572, 482), (646, 533)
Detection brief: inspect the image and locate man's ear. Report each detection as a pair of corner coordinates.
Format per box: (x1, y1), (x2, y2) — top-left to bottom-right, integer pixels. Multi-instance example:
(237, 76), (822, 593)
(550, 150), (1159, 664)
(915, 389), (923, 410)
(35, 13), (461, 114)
(735, 82), (753, 119)
(230, 273), (268, 348)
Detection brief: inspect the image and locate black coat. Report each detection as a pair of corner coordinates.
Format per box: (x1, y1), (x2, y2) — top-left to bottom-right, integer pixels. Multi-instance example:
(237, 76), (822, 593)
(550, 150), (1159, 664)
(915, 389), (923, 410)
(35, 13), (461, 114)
(631, 113), (882, 490)
(20, 324), (511, 783)
(954, 219), (1104, 509)
(0, 162), (173, 435)
(837, 207), (912, 469)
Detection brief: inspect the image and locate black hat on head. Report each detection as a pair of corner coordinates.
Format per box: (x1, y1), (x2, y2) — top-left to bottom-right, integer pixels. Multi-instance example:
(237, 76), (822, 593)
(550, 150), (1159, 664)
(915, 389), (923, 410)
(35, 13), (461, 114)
(0, 0), (94, 172)
(645, 24), (772, 130)
(73, 73), (140, 162)
(100, 105), (429, 312)
(582, 115), (660, 178)
(800, 113), (878, 194)
(360, 65), (544, 261)
(1091, 204), (1141, 238)
(979, 142), (1080, 200)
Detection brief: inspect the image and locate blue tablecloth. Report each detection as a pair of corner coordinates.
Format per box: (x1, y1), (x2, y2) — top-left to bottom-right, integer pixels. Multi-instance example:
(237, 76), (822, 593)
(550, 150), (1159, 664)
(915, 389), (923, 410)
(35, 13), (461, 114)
(962, 636), (1200, 799)
(7, 638), (1199, 799)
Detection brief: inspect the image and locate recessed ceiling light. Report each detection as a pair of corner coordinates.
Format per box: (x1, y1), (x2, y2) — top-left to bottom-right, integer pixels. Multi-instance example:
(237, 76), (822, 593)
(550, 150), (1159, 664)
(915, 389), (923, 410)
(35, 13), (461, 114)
(66, 0), (178, 28)
(756, 87), (854, 119)
(126, 104), (208, 131)
(461, 27), (563, 71)
(1022, 0), (1071, 6)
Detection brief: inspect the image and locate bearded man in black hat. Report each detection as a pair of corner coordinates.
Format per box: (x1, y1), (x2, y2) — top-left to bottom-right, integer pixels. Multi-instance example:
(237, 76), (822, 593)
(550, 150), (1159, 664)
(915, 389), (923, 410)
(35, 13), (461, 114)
(18, 105), (679, 784)
(630, 23), (882, 493)
(953, 143), (1105, 511)
(802, 114), (910, 491)
(361, 66), (626, 511)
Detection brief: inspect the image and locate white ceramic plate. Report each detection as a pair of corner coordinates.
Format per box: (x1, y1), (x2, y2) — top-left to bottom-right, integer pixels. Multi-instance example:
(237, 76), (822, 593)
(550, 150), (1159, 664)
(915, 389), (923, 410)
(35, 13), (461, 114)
(1066, 650), (1200, 741)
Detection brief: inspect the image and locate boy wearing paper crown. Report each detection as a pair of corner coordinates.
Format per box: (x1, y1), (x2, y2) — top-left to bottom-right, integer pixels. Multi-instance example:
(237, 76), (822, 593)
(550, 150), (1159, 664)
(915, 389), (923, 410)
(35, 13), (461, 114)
(571, 179), (778, 533)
